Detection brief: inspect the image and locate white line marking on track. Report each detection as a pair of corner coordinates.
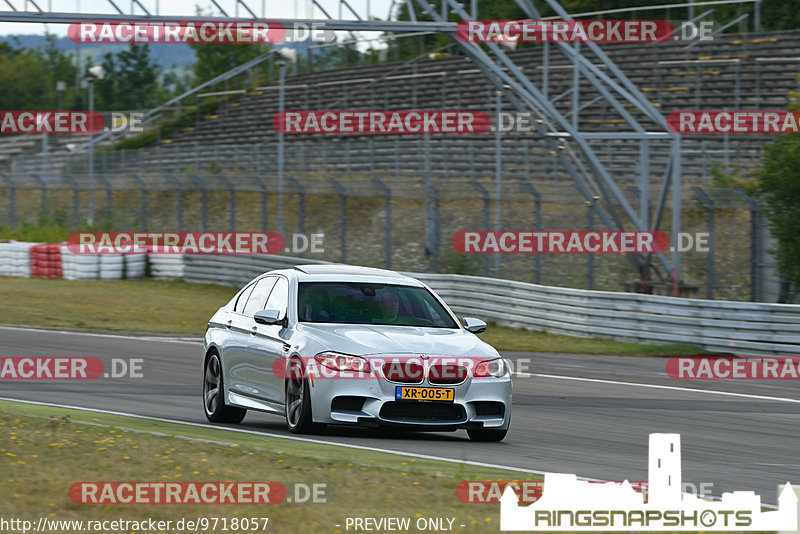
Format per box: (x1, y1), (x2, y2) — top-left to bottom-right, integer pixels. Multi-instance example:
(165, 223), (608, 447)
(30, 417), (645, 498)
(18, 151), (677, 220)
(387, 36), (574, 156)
(0, 397), (547, 476)
(0, 325), (200, 344)
(525, 373), (800, 403)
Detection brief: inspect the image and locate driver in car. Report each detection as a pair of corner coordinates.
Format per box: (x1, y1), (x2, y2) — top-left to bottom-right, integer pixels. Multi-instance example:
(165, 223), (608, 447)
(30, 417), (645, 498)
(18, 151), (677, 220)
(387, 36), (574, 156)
(381, 291), (401, 323)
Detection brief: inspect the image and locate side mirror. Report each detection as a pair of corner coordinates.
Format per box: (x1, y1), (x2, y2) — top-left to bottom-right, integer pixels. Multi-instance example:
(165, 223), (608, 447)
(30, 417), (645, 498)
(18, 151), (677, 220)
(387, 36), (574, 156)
(254, 309), (284, 325)
(463, 317), (486, 334)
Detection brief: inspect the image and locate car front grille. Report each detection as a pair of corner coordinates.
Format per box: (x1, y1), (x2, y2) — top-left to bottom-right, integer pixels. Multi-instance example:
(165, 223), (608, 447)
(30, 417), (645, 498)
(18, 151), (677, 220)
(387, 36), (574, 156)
(379, 361), (424, 384)
(379, 401), (466, 422)
(428, 364), (468, 385)
(379, 360), (470, 385)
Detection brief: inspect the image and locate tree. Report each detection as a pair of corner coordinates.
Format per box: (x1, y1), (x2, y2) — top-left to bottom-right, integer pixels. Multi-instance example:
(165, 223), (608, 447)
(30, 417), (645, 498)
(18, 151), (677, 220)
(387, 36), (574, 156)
(0, 43), (49, 109)
(0, 34), (81, 110)
(115, 43), (161, 109)
(186, 7), (272, 86)
(754, 88), (800, 299)
(188, 40), (271, 86)
(96, 52), (118, 109)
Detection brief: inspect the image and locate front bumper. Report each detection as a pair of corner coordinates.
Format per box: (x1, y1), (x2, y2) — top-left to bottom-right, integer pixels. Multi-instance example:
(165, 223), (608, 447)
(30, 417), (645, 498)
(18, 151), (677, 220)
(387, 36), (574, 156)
(308, 373), (512, 430)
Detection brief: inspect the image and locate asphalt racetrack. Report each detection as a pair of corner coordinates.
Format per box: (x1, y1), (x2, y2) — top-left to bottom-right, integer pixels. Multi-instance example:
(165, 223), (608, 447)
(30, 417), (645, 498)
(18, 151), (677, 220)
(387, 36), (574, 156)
(1, 325), (798, 504)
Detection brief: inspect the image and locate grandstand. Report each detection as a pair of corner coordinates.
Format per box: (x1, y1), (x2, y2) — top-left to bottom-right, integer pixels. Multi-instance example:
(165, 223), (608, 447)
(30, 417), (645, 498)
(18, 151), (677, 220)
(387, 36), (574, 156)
(8, 29), (800, 185)
(0, 1), (792, 301)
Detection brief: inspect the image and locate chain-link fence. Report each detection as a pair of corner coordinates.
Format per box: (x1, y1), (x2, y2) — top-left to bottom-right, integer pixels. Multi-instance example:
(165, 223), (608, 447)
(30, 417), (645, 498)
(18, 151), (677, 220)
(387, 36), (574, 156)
(0, 169), (771, 301)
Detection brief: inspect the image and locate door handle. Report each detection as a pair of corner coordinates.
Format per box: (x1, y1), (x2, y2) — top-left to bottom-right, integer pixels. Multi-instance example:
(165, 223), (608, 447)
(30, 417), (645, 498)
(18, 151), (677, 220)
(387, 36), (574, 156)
(251, 326), (258, 335)
(226, 320), (232, 329)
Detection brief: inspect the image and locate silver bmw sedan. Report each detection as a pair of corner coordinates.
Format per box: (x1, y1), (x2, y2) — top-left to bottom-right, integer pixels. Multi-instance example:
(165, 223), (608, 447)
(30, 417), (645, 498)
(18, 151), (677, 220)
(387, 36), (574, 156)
(202, 264), (511, 441)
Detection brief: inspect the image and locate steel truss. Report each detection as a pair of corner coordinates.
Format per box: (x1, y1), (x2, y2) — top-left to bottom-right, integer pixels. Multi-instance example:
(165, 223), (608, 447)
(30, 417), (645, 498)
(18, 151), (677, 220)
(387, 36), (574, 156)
(411, 0), (682, 284)
(0, 0), (683, 283)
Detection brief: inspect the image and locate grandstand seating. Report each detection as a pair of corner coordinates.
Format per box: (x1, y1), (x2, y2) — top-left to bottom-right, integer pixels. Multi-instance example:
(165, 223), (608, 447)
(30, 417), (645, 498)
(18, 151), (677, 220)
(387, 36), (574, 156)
(6, 29), (800, 185)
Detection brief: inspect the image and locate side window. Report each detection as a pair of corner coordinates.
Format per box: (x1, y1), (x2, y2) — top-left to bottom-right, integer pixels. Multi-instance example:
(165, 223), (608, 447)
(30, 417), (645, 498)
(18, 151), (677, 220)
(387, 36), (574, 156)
(234, 282), (257, 313)
(264, 278), (289, 320)
(242, 277), (278, 316)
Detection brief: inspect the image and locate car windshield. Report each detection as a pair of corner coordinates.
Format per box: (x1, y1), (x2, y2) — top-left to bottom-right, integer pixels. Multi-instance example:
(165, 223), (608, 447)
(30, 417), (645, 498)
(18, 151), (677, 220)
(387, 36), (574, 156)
(297, 282), (458, 328)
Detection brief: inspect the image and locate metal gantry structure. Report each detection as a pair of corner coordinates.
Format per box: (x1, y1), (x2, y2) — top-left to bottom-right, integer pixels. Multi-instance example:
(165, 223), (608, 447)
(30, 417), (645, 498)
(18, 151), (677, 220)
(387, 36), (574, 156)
(0, 0), (738, 286)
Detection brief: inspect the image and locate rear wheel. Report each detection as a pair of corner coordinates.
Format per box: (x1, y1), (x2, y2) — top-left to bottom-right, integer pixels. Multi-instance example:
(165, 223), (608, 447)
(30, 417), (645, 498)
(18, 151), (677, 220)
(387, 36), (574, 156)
(285, 358), (326, 434)
(467, 427), (508, 442)
(203, 352), (246, 424)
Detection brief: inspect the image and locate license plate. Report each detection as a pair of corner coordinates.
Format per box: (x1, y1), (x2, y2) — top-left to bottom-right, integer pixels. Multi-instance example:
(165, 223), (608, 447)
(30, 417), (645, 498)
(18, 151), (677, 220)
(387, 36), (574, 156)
(395, 386), (454, 402)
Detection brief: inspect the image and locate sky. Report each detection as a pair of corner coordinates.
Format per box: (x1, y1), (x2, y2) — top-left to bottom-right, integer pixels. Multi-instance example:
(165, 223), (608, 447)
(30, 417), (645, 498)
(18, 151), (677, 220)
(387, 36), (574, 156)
(0, 0), (395, 47)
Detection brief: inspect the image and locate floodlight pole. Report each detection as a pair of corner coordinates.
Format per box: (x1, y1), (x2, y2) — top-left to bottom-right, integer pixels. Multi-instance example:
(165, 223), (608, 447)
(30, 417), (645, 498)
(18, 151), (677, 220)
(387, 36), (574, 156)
(494, 90), (502, 232)
(88, 77), (95, 226)
(277, 60), (286, 235)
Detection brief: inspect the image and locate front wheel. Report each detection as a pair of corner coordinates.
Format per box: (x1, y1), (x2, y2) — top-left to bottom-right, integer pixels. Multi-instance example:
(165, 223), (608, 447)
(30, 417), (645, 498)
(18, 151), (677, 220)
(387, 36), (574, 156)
(203, 352), (246, 424)
(285, 358), (326, 434)
(467, 427), (508, 442)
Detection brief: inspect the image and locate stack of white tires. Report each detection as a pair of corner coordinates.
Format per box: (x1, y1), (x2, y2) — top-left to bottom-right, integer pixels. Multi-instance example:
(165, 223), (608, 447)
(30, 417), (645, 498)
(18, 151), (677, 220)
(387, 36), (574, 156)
(0, 241), (38, 277)
(60, 245), (99, 280)
(149, 254), (184, 279)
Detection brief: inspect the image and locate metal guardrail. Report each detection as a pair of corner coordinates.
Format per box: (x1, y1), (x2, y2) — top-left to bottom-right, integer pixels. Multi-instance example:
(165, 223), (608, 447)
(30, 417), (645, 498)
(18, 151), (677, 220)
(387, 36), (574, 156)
(181, 254), (800, 357)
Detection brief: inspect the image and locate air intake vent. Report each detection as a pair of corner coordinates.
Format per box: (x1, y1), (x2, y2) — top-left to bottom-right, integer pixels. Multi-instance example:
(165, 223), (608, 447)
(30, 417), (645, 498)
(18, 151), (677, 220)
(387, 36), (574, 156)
(473, 401), (504, 417)
(331, 396), (366, 412)
(380, 402), (465, 422)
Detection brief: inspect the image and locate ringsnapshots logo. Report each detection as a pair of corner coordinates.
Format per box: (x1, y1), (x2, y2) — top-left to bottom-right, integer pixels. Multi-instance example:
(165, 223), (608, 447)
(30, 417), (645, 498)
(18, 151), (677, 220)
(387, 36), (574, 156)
(500, 433), (798, 531)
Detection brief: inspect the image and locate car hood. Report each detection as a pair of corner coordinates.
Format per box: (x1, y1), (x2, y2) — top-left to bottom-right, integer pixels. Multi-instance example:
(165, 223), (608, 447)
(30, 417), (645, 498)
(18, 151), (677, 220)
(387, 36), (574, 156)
(296, 323), (497, 358)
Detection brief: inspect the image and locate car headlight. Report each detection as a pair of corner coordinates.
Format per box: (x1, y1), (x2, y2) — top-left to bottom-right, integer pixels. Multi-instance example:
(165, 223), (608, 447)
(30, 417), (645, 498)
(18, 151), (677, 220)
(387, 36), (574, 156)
(314, 352), (371, 373)
(473, 358), (509, 378)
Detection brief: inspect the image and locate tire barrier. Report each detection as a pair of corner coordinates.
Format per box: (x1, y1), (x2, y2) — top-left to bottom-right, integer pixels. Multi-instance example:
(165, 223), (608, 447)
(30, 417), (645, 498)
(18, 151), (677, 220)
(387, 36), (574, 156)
(0, 241), (38, 278)
(1, 241), (147, 281)
(30, 244), (62, 279)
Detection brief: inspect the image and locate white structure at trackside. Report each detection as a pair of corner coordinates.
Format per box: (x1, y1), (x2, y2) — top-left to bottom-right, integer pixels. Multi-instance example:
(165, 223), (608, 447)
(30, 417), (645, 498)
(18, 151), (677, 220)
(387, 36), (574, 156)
(500, 433), (798, 531)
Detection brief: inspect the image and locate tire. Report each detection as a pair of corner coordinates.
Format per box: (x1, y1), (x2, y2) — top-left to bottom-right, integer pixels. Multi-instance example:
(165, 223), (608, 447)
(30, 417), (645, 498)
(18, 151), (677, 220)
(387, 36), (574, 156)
(203, 352), (247, 424)
(285, 358), (326, 434)
(467, 427), (508, 442)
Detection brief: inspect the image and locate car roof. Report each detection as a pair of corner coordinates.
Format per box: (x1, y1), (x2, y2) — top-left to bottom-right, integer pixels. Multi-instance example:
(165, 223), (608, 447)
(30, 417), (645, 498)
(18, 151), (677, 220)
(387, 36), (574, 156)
(281, 264), (422, 285)
(294, 264), (401, 277)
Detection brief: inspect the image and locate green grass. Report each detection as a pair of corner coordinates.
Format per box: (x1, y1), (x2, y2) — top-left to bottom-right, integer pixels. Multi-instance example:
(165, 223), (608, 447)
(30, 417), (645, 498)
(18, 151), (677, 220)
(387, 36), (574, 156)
(0, 400), (530, 533)
(0, 277), (702, 355)
(0, 218), (114, 244)
(480, 326), (702, 355)
(0, 277), (236, 334)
